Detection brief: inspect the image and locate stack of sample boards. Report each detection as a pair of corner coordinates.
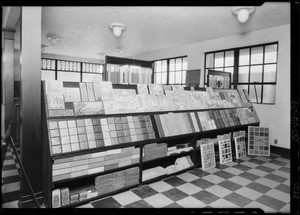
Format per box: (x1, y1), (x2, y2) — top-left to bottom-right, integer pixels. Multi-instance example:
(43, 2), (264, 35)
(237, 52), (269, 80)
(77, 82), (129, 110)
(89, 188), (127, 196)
(143, 143), (168, 161)
(94, 167), (139, 195)
(52, 146), (140, 182)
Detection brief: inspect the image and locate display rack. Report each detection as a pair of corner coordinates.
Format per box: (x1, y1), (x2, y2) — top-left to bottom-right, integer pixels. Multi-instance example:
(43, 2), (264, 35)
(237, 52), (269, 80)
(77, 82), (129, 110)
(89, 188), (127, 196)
(41, 80), (259, 208)
(207, 70), (231, 89)
(105, 56), (153, 84)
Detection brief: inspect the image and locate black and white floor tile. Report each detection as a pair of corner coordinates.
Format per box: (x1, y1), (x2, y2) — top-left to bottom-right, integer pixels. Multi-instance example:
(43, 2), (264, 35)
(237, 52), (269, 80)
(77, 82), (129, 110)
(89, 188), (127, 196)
(1, 146), (290, 213)
(84, 154), (290, 213)
(1, 145), (21, 208)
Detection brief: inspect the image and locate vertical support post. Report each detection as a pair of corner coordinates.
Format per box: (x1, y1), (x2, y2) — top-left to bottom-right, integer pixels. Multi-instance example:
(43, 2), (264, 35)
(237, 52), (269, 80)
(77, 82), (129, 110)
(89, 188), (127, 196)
(2, 28), (15, 133)
(19, 7), (43, 207)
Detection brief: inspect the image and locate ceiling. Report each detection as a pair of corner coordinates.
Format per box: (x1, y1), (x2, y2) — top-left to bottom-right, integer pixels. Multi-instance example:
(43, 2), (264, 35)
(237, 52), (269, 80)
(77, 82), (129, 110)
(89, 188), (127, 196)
(41, 3), (290, 60)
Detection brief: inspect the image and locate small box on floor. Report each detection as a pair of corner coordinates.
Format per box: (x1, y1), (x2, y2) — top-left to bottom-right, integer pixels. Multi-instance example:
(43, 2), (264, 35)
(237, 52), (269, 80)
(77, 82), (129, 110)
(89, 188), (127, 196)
(60, 187), (70, 206)
(52, 188), (61, 208)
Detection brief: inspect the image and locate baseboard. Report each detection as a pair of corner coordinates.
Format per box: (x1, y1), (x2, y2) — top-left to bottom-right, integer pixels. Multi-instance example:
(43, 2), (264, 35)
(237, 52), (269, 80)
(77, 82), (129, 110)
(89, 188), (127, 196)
(270, 145), (290, 159)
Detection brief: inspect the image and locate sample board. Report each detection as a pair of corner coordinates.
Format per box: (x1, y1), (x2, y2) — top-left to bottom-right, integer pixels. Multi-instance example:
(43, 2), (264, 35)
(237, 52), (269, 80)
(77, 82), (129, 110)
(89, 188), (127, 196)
(248, 126), (270, 156)
(200, 142), (216, 170)
(218, 139), (233, 164)
(234, 135), (247, 159)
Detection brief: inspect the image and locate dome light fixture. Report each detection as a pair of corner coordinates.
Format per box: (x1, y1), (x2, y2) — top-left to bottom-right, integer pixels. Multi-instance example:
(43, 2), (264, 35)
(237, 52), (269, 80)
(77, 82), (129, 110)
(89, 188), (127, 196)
(110, 22), (126, 37)
(46, 34), (61, 46)
(232, 7), (255, 23)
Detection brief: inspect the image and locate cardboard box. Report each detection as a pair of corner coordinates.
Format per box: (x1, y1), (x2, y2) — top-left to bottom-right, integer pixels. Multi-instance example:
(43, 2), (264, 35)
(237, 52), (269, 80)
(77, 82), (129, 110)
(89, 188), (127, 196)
(104, 163), (119, 171)
(70, 193), (79, 204)
(52, 173), (71, 182)
(52, 189), (61, 208)
(118, 160), (132, 167)
(60, 187), (70, 206)
(106, 153), (120, 160)
(88, 161), (105, 169)
(72, 159), (89, 167)
(70, 170), (88, 178)
(53, 168), (72, 176)
(89, 156), (105, 164)
(71, 164), (89, 173)
(53, 162), (72, 170)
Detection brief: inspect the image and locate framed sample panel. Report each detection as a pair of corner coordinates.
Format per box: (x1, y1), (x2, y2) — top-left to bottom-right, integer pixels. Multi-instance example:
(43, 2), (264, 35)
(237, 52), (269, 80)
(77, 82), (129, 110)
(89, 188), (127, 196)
(200, 142), (216, 170)
(218, 139), (232, 164)
(248, 126), (270, 156)
(234, 135), (247, 159)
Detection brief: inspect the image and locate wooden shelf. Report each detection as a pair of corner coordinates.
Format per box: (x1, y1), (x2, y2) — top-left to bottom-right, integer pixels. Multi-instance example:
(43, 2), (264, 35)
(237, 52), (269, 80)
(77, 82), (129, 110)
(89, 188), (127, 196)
(51, 123), (258, 160)
(45, 105), (253, 120)
(142, 150), (195, 165)
(141, 166), (194, 185)
(53, 163), (139, 185)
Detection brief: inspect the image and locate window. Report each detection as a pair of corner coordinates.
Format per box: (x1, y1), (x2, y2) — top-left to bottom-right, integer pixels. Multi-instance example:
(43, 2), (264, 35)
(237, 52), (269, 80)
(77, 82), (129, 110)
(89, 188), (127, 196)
(41, 58), (104, 82)
(154, 56), (187, 86)
(204, 42), (278, 104)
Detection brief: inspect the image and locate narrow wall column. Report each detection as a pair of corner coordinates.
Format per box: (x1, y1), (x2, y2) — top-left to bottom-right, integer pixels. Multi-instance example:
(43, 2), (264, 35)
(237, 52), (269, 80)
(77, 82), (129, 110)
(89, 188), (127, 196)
(19, 7), (42, 207)
(2, 28), (15, 133)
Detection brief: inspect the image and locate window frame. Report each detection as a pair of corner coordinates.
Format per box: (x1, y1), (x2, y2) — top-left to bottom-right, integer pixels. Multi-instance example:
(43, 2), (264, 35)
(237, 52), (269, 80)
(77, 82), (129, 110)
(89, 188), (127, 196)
(153, 55), (188, 86)
(204, 42), (278, 105)
(41, 58), (104, 82)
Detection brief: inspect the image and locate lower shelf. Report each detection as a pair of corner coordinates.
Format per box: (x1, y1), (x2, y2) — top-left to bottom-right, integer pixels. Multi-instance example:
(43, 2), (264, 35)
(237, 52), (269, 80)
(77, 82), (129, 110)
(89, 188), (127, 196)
(60, 183), (139, 208)
(141, 166), (194, 185)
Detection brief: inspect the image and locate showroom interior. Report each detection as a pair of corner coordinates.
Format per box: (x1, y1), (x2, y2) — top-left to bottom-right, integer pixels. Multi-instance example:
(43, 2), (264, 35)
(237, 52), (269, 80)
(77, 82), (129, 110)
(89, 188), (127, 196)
(1, 3), (298, 213)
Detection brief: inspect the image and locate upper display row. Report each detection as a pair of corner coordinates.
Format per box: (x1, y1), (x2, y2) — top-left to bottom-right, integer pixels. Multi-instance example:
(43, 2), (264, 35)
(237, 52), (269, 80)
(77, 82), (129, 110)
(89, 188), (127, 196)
(44, 81), (253, 118)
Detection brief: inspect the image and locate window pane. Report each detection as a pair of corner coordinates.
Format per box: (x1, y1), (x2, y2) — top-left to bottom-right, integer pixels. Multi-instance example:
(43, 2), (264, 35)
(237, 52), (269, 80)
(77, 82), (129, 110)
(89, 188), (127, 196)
(156, 61), (162, 72)
(161, 72), (167, 84)
(263, 85), (276, 104)
(238, 66), (249, 83)
(41, 70), (55, 80)
(175, 58), (182, 70)
(206, 53), (214, 68)
(170, 59), (175, 71)
(214, 52), (224, 67)
(175, 71), (182, 84)
(162, 60), (167, 71)
(239, 48), (250, 65)
(156, 72), (162, 84)
(265, 44), (277, 63)
(169, 72), (175, 84)
(82, 73), (102, 82)
(225, 51), (234, 66)
(249, 84), (262, 103)
(263, 64), (277, 82)
(250, 65), (263, 83)
(251, 46), (263, 64)
(182, 70), (186, 84)
(182, 57), (187, 70)
(57, 72), (80, 82)
(224, 67), (234, 83)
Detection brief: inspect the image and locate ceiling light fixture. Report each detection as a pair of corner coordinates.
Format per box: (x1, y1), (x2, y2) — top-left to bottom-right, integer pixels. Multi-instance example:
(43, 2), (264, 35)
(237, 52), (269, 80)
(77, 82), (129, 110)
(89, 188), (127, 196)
(110, 22), (126, 37)
(46, 34), (61, 46)
(232, 7), (255, 23)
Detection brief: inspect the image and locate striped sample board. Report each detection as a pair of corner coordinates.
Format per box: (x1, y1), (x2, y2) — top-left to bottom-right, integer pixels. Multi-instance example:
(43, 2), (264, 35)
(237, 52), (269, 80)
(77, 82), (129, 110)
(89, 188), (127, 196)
(234, 135), (247, 159)
(218, 139), (232, 164)
(200, 142), (216, 170)
(248, 126), (270, 156)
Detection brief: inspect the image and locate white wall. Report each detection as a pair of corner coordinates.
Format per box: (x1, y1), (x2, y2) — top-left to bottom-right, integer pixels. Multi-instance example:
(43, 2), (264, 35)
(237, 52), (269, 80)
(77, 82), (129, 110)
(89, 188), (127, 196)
(41, 53), (104, 64)
(132, 24), (291, 149)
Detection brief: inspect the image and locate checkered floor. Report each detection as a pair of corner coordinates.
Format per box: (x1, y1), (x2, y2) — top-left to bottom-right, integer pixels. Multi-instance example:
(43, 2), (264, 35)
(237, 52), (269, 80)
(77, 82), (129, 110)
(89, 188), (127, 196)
(2, 145), (21, 208)
(1, 147), (290, 212)
(78, 154), (290, 213)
